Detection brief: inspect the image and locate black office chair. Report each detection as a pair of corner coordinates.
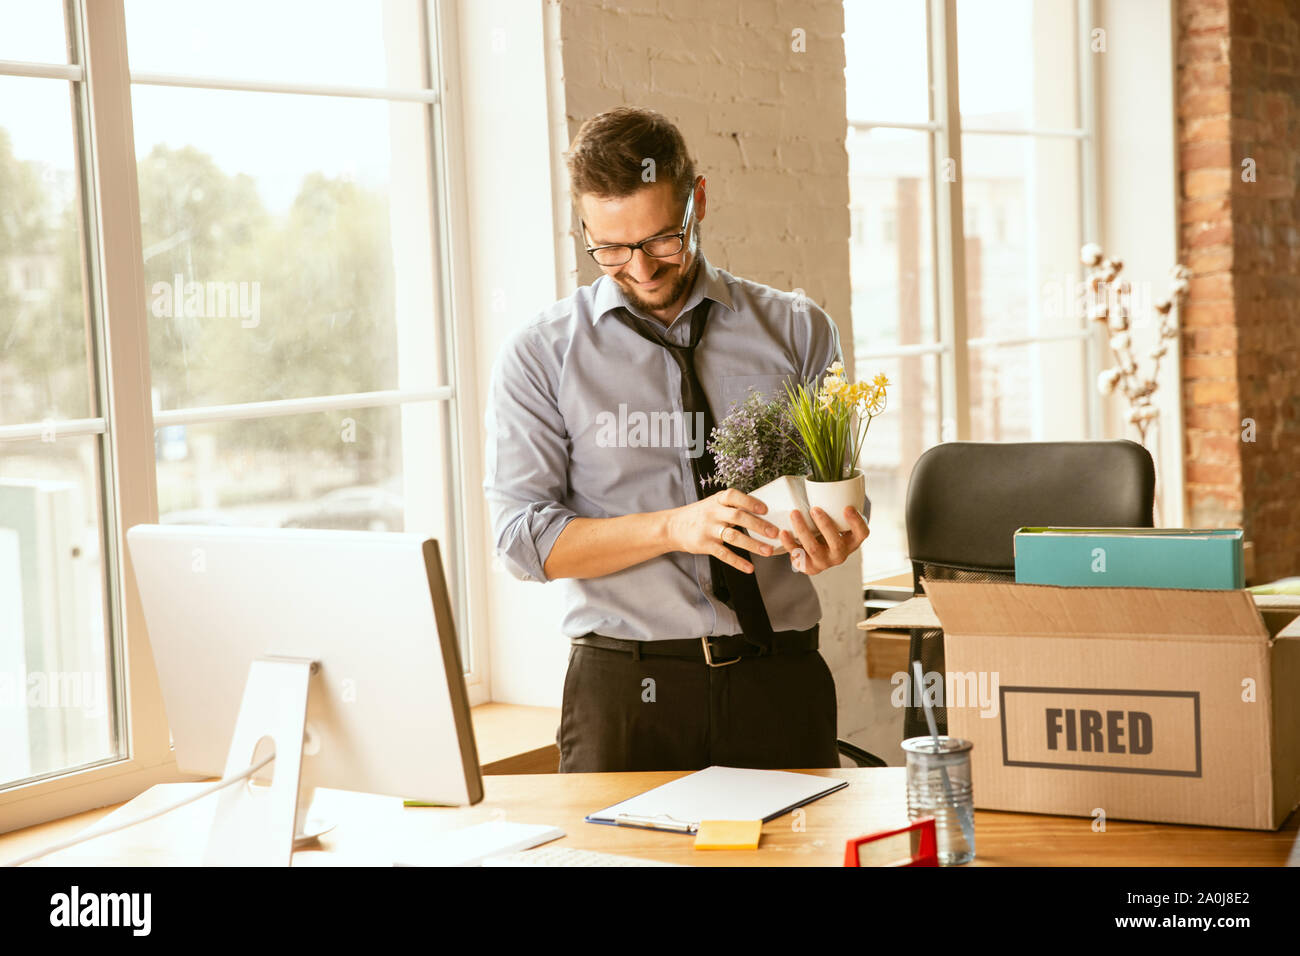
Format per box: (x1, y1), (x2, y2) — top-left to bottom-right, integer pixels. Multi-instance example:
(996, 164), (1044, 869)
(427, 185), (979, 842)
(902, 440), (1155, 740)
(837, 738), (888, 768)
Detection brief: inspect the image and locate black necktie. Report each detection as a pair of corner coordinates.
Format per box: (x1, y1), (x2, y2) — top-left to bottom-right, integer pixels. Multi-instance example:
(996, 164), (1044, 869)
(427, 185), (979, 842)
(613, 301), (776, 646)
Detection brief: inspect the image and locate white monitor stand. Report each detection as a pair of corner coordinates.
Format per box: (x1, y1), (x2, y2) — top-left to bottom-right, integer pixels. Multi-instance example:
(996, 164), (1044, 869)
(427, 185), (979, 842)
(205, 656), (317, 866)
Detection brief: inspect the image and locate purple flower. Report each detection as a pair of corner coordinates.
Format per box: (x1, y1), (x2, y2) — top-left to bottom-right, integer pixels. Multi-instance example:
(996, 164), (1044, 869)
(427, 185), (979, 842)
(705, 387), (810, 493)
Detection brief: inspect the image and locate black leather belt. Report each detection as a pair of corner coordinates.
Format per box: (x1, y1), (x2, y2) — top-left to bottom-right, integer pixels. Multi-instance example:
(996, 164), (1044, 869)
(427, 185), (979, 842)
(571, 625), (819, 667)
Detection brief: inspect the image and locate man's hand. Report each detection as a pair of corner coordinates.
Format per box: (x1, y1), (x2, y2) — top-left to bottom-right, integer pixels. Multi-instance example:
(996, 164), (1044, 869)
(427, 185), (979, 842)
(778, 506), (870, 575)
(666, 488), (780, 574)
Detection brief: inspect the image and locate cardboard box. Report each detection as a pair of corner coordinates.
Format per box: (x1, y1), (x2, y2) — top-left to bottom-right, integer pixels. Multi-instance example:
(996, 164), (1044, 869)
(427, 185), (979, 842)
(897, 581), (1300, 829)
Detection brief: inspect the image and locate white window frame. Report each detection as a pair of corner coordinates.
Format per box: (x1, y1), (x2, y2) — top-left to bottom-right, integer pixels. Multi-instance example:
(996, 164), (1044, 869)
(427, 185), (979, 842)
(0, 0), (484, 833)
(847, 0), (1103, 444)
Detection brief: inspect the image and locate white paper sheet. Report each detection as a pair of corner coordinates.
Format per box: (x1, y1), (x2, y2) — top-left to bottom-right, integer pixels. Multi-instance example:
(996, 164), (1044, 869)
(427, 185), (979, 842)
(587, 766), (847, 827)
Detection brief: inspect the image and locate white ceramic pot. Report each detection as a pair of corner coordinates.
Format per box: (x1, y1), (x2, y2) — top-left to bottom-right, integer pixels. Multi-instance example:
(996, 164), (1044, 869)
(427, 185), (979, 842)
(803, 470), (866, 533)
(745, 474), (808, 553)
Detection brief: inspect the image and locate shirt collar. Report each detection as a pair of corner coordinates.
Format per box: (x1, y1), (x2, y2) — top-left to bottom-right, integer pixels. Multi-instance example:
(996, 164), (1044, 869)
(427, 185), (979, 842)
(591, 253), (735, 327)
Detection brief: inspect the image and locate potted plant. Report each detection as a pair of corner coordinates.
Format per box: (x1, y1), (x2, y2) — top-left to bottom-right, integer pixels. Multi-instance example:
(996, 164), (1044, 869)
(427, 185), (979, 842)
(705, 388), (809, 551)
(784, 362), (889, 533)
(706, 363), (890, 547)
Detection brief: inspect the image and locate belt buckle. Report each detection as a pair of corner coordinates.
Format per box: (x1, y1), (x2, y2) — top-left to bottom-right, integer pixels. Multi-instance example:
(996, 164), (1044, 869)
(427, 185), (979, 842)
(701, 635), (742, 667)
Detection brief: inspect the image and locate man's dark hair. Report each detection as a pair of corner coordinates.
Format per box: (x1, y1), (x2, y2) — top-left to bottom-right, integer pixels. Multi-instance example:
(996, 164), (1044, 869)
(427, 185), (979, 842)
(566, 107), (697, 202)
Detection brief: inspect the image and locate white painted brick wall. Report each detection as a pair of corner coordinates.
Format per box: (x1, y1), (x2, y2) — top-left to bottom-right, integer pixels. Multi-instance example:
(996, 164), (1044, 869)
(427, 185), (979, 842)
(555, 0), (852, 337)
(548, 0), (903, 763)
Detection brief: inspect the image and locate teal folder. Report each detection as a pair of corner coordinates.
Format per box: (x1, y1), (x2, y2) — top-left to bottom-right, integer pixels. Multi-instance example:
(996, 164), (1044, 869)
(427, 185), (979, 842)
(1013, 527), (1245, 590)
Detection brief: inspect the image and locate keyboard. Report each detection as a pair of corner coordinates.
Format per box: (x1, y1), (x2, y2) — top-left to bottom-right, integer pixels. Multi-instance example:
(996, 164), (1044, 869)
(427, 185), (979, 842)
(483, 846), (684, 867)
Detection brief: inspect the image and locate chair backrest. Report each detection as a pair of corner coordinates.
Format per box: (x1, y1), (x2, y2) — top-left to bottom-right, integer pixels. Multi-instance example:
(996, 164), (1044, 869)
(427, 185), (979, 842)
(898, 440), (1155, 740)
(905, 439), (1155, 590)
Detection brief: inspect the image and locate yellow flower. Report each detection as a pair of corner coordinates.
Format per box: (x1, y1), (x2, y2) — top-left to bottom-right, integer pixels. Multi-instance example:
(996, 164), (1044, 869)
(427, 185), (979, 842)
(865, 386), (888, 416)
(811, 365), (894, 417)
(820, 376), (848, 405)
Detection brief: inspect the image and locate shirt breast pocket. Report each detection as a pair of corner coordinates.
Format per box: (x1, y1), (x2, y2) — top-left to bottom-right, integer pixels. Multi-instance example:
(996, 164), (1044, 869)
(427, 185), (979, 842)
(718, 373), (794, 415)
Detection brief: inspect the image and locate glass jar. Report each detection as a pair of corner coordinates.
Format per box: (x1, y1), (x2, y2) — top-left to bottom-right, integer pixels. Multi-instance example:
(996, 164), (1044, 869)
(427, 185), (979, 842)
(901, 736), (975, 865)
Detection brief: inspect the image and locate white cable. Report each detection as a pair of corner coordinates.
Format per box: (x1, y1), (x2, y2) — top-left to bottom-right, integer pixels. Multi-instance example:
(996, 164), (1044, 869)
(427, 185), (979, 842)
(3, 753), (276, 867)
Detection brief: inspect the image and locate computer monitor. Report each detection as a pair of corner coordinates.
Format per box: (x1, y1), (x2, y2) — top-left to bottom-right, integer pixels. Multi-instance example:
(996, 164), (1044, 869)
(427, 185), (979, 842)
(126, 525), (483, 864)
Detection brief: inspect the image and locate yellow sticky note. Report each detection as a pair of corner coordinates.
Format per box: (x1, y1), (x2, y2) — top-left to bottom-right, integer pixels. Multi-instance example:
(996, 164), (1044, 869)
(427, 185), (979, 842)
(694, 819), (763, 850)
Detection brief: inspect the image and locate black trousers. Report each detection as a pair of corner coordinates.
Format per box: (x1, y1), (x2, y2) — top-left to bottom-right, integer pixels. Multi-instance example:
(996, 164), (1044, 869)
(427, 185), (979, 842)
(556, 640), (840, 772)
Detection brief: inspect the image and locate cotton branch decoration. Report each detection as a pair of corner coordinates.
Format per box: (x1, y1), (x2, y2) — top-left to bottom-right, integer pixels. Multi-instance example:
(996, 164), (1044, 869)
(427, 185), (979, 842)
(1082, 243), (1190, 448)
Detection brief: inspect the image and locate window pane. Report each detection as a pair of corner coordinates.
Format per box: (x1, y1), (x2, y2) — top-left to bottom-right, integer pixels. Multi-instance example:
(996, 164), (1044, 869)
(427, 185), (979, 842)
(154, 401), (465, 659)
(849, 128), (936, 348)
(849, 126), (938, 578)
(963, 132), (1086, 441)
(131, 86), (441, 410)
(961, 134), (1082, 340)
(0, 76), (92, 426)
(0, 1), (70, 64)
(957, 0), (1078, 130)
(844, 0), (930, 124)
(124, 0), (426, 88)
(0, 437), (120, 787)
(156, 405), (444, 534)
(968, 339), (1089, 443)
(858, 354), (940, 579)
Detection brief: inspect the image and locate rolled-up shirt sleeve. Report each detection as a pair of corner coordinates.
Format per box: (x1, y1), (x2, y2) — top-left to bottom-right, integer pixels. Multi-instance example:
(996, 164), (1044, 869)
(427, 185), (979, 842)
(483, 327), (579, 583)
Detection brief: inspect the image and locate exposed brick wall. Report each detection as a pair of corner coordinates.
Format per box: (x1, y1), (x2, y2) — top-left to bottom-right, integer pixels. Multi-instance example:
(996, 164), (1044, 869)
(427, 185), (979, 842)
(1177, 0), (1300, 580)
(552, 0), (852, 363)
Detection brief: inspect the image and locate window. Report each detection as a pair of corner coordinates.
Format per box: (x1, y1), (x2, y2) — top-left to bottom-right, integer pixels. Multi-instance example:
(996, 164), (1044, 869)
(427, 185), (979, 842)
(846, 0), (1099, 579)
(123, 2), (468, 655)
(850, 206), (865, 245)
(0, 1), (122, 792)
(0, 0), (471, 829)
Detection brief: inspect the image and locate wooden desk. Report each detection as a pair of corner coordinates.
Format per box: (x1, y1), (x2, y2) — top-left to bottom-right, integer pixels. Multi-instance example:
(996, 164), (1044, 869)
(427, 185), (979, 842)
(7, 768), (1296, 867)
(0, 702), (559, 861)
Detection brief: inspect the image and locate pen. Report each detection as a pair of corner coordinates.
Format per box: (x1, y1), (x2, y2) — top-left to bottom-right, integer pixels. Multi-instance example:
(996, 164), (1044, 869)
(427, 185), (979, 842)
(613, 813), (699, 834)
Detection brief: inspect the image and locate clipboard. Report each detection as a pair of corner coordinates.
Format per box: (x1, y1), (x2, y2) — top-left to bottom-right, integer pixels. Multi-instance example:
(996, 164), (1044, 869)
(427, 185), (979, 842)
(585, 766), (849, 834)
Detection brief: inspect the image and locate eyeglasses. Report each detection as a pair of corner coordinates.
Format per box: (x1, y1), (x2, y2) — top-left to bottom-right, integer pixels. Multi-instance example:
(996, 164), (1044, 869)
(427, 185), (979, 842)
(582, 182), (698, 268)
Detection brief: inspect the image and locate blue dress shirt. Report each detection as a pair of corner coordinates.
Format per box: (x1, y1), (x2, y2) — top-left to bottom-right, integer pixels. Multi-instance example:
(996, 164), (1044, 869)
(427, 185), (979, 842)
(483, 253), (865, 641)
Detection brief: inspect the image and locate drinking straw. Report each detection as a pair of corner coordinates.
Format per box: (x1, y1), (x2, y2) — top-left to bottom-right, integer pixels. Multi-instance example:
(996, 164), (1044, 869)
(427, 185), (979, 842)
(912, 661), (976, 855)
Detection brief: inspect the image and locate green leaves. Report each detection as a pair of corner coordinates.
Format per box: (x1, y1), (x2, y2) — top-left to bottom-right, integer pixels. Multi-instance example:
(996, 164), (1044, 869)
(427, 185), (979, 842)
(784, 378), (852, 483)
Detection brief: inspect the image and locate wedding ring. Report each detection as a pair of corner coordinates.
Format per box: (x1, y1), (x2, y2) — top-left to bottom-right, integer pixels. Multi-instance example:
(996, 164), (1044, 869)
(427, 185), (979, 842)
(718, 523), (729, 542)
